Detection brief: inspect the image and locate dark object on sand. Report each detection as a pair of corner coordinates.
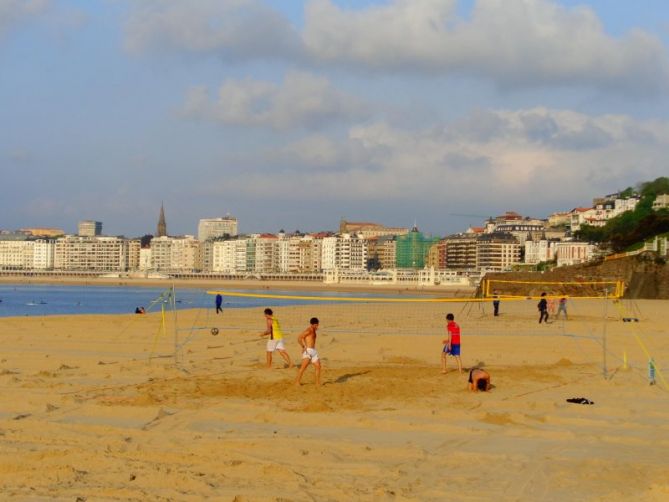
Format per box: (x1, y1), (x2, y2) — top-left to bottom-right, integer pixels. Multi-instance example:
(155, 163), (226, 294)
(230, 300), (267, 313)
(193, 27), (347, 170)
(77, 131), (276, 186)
(566, 397), (594, 405)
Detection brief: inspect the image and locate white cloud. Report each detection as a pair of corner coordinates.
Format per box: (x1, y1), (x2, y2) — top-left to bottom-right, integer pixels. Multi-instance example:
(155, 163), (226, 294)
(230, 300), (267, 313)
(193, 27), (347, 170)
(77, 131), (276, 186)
(303, 0), (669, 93)
(0, 0), (48, 38)
(181, 71), (369, 130)
(216, 107), (669, 210)
(124, 0), (302, 60)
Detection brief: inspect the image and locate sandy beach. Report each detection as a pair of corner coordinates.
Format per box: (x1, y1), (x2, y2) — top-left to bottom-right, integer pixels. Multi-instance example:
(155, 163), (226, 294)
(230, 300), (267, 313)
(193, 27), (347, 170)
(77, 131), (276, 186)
(1, 296), (668, 501)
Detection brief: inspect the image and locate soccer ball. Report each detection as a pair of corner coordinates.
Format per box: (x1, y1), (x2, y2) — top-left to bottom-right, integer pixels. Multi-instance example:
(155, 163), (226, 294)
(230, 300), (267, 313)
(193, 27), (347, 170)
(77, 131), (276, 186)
(210, 327), (219, 336)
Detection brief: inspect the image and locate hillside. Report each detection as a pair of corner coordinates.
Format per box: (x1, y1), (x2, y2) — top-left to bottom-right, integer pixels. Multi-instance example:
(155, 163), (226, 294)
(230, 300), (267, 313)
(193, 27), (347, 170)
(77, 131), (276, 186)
(484, 253), (669, 299)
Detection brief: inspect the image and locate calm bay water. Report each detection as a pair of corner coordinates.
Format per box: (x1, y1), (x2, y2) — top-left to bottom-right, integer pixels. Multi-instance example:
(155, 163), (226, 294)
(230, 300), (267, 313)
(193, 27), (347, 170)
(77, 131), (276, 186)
(0, 284), (401, 318)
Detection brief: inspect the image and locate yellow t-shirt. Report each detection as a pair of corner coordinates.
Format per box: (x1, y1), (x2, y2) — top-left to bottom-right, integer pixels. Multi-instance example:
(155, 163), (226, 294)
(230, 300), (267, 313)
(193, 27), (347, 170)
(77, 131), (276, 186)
(271, 317), (283, 341)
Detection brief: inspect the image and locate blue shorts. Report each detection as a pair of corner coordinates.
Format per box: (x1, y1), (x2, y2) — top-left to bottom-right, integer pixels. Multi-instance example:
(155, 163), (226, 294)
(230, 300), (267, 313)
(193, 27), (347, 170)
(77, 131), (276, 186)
(443, 344), (461, 356)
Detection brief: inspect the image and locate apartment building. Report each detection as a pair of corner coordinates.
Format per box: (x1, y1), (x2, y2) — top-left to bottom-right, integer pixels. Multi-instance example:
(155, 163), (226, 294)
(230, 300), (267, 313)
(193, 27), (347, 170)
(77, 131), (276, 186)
(150, 236), (200, 272)
(0, 238), (34, 269)
(33, 240), (56, 269)
(198, 216), (238, 241)
(297, 235), (322, 272)
(211, 238), (248, 273)
(547, 212), (571, 228)
(320, 234), (367, 271)
(440, 235), (478, 269)
(253, 234), (279, 273)
(476, 233), (521, 271)
(367, 235), (397, 269)
(54, 236), (138, 271)
(78, 220), (102, 237)
(339, 220), (409, 239)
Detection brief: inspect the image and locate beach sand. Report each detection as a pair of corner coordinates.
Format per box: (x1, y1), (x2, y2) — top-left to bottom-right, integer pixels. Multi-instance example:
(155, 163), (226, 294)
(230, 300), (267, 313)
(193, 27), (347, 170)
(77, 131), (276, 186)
(1, 297), (668, 501)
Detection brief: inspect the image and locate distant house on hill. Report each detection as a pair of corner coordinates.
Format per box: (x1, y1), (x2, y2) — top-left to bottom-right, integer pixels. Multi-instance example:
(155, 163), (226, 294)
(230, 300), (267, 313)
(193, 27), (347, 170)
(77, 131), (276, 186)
(652, 194), (669, 211)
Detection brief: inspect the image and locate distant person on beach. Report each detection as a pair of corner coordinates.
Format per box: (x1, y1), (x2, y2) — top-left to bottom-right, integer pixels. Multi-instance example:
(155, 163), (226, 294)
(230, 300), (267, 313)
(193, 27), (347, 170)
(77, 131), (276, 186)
(468, 368), (491, 392)
(259, 308), (292, 369)
(492, 291), (500, 317)
(215, 294), (223, 314)
(538, 292), (549, 324)
(441, 313), (462, 374)
(134, 306), (145, 314)
(548, 296), (557, 316)
(556, 297), (568, 320)
(296, 317), (321, 386)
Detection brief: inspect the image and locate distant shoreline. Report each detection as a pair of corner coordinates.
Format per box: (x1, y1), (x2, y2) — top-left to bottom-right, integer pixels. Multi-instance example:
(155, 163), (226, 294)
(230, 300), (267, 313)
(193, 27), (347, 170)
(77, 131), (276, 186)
(0, 275), (476, 297)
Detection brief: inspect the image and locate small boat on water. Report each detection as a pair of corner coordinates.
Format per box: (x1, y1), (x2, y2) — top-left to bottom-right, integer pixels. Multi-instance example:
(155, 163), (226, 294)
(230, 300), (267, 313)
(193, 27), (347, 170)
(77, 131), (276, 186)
(26, 300), (47, 306)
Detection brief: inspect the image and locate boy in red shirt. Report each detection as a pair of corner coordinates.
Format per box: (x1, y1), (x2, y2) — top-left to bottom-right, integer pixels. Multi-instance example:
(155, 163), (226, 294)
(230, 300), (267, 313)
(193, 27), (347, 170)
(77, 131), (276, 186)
(441, 313), (462, 374)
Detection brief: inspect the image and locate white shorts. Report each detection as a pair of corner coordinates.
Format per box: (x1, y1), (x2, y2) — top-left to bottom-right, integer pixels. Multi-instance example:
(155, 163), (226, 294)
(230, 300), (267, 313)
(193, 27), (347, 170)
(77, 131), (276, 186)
(266, 339), (285, 352)
(302, 347), (319, 363)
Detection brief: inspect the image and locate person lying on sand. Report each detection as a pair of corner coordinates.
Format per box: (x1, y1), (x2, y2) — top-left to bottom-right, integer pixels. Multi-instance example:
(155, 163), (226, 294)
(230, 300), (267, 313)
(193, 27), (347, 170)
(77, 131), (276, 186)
(468, 368), (491, 392)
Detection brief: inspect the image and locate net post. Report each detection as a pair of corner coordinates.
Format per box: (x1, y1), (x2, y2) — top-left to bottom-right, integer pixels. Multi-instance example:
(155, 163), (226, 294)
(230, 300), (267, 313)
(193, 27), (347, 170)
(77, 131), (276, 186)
(602, 288), (608, 379)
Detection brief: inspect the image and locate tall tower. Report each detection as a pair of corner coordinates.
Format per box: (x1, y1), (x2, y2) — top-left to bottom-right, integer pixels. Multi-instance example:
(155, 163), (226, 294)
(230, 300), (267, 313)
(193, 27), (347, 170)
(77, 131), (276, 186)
(157, 202), (167, 237)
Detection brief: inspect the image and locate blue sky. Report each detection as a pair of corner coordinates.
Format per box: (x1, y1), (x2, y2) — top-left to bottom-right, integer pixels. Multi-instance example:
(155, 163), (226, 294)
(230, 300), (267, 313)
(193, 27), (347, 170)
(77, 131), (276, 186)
(2, 0), (669, 237)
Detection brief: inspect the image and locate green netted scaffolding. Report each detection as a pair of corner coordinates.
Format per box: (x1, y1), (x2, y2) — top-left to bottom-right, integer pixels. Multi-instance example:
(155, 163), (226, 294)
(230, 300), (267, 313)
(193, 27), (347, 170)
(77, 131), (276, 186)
(395, 227), (439, 268)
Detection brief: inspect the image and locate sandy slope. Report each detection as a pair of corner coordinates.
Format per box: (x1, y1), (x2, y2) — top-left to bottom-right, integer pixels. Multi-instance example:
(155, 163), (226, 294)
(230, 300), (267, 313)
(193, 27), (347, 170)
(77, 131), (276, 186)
(0, 298), (668, 501)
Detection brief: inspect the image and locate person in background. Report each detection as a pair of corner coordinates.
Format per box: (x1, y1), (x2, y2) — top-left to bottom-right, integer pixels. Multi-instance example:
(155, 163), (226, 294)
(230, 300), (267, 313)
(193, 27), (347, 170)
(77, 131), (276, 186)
(538, 292), (549, 324)
(215, 293), (223, 314)
(259, 308), (293, 369)
(295, 317), (322, 386)
(441, 313), (462, 374)
(492, 291), (501, 317)
(556, 296), (568, 320)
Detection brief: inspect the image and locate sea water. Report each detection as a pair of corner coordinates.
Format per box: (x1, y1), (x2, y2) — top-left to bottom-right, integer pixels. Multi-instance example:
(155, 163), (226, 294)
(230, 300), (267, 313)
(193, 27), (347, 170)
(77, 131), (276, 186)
(0, 284), (401, 318)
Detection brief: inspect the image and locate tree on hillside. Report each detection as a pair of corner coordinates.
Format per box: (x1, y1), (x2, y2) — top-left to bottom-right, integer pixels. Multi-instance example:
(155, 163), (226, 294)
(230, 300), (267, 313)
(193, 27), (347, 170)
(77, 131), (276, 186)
(640, 177), (669, 198)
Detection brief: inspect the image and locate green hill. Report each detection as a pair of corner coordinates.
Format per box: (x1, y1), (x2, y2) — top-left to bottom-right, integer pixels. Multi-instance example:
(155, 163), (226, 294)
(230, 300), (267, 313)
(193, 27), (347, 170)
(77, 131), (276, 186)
(575, 176), (669, 252)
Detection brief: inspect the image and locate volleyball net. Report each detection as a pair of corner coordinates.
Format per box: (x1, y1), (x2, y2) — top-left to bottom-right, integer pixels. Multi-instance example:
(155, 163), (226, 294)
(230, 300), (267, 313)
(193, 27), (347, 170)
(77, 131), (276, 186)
(481, 279), (625, 299)
(201, 283), (667, 390)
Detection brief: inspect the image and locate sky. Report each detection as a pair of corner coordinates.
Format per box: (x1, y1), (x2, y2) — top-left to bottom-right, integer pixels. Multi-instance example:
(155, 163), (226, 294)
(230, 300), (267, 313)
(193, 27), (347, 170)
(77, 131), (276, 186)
(2, 0), (669, 237)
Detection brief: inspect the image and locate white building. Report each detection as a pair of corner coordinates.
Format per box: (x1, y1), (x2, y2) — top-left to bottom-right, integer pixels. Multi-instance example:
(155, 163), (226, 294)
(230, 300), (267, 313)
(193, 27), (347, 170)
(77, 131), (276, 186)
(78, 220), (102, 237)
(556, 242), (597, 267)
(571, 195), (640, 231)
(524, 240), (558, 265)
(326, 233), (367, 271)
(150, 236), (201, 272)
(652, 194), (669, 211)
(321, 236), (337, 271)
(139, 247), (152, 271)
(198, 217), (238, 241)
(55, 236), (137, 271)
(250, 234), (278, 273)
(476, 233), (521, 271)
(0, 240), (34, 269)
(33, 240), (55, 269)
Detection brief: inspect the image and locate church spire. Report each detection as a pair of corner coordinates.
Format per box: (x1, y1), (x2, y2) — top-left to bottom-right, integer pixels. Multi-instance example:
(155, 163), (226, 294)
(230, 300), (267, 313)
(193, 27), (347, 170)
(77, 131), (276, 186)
(157, 202), (167, 237)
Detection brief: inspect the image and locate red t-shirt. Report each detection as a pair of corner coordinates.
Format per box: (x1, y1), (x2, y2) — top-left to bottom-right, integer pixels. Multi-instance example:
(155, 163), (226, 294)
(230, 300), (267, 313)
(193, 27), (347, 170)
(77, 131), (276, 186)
(447, 321), (461, 345)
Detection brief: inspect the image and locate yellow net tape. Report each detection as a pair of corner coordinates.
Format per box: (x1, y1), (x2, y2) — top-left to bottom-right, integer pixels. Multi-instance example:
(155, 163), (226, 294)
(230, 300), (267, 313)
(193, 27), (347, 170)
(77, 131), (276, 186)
(207, 290), (619, 303)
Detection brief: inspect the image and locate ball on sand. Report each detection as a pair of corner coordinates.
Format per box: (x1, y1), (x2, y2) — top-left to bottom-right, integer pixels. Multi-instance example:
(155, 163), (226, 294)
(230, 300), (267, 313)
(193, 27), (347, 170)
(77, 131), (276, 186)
(211, 327), (219, 336)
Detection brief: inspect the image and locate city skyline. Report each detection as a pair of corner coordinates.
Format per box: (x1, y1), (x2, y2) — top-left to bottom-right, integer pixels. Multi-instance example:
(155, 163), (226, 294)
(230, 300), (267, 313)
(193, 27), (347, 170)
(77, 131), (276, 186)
(3, 1), (669, 237)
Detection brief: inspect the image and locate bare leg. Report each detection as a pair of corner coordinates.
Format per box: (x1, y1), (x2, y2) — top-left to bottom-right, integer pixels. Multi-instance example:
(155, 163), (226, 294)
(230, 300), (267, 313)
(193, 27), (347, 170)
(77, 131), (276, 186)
(456, 356), (462, 374)
(266, 352), (272, 368)
(295, 359), (309, 385)
(314, 361), (321, 386)
(278, 350), (293, 368)
(441, 352), (447, 374)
